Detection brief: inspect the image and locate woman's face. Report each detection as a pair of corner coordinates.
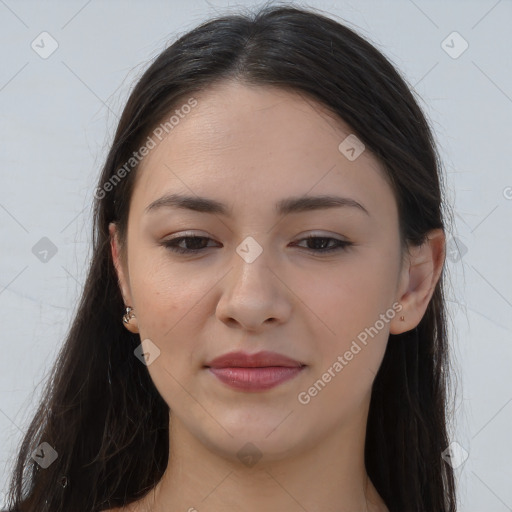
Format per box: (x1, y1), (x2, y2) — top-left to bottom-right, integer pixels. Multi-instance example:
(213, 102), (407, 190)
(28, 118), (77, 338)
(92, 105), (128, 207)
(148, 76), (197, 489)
(112, 81), (407, 462)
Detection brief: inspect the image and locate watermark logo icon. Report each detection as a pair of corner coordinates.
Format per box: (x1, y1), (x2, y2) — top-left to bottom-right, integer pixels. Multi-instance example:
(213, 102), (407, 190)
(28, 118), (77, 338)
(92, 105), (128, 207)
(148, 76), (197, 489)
(338, 134), (365, 161)
(237, 442), (263, 467)
(441, 441), (469, 469)
(134, 338), (161, 366)
(32, 237), (58, 263)
(446, 237), (468, 263)
(236, 236), (263, 264)
(441, 31), (468, 59)
(31, 441), (58, 469)
(31, 31), (59, 59)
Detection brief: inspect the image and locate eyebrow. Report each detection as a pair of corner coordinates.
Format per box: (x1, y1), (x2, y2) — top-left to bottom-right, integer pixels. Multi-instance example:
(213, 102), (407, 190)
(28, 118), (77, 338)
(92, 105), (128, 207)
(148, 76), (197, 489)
(144, 193), (370, 217)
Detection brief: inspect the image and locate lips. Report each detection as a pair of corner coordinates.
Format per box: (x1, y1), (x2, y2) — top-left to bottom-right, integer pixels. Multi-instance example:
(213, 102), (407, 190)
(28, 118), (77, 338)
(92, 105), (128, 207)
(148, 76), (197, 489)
(205, 350), (304, 369)
(204, 350), (306, 392)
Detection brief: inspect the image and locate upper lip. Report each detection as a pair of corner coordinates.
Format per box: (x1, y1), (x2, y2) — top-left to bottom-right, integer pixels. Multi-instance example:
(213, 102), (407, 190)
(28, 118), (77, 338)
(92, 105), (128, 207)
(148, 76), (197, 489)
(204, 350), (305, 368)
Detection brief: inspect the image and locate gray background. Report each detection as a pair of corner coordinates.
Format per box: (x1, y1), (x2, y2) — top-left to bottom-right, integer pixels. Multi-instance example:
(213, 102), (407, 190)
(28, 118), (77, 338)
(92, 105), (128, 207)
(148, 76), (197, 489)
(1, 0), (511, 510)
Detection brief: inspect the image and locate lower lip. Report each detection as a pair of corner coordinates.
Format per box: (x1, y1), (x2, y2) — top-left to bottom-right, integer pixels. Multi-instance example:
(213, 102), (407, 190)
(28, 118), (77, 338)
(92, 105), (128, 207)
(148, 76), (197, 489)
(207, 366), (305, 391)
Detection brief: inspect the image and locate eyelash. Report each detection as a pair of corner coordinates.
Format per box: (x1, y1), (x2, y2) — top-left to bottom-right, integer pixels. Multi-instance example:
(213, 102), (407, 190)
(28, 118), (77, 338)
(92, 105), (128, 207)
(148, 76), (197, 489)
(161, 234), (353, 255)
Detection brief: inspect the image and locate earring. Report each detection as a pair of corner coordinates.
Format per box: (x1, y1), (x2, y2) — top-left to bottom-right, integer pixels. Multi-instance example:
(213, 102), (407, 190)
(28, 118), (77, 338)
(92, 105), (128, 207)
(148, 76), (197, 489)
(122, 306), (139, 333)
(400, 316), (405, 321)
(123, 306), (135, 324)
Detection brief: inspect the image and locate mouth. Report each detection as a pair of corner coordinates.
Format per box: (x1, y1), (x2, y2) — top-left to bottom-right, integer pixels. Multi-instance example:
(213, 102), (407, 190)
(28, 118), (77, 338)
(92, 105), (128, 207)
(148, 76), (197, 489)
(206, 366), (306, 391)
(204, 350), (306, 392)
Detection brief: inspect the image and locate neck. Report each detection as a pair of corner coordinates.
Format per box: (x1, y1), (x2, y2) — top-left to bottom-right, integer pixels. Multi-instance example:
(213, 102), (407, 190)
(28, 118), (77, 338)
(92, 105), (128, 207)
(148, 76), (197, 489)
(139, 397), (388, 512)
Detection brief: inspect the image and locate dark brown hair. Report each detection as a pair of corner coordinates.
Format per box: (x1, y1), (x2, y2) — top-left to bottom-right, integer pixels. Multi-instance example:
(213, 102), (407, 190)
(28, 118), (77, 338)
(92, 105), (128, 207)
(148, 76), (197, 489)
(5, 4), (457, 511)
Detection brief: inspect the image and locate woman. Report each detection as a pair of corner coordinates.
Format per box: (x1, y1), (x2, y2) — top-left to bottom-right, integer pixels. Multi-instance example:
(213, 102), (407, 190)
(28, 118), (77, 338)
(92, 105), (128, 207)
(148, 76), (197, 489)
(4, 4), (457, 511)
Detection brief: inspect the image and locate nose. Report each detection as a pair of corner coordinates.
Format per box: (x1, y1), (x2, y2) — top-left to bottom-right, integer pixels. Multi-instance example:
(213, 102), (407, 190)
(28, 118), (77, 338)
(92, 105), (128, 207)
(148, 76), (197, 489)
(215, 242), (292, 333)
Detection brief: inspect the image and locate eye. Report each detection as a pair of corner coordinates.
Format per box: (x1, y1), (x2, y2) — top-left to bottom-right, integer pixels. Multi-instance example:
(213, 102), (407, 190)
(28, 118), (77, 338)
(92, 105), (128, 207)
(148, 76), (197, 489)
(291, 235), (353, 253)
(161, 234), (353, 255)
(161, 235), (217, 254)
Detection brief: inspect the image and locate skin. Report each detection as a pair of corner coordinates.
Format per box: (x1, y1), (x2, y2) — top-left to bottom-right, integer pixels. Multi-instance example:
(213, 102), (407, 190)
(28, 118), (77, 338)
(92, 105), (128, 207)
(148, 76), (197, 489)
(108, 80), (445, 512)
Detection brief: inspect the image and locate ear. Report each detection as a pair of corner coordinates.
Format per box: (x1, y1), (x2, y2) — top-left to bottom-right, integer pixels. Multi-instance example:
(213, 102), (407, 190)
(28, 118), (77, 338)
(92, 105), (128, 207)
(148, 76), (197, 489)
(390, 228), (445, 334)
(109, 222), (133, 307)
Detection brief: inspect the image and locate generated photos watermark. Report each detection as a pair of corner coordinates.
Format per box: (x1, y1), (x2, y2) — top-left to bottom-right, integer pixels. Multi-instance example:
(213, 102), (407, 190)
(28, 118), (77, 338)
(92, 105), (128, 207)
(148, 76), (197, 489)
(297, 301), (403, 405)
(94, 97), (198, 200)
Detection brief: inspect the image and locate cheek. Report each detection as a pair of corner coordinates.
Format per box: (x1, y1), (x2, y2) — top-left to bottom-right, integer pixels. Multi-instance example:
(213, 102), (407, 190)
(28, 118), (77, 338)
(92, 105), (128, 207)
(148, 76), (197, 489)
(127, 255), (207, 408)
(128, 248), (206, 332)
(301, 253), (397, 391)
(296, 274), (392, 423)
(305, 253), (398, 335)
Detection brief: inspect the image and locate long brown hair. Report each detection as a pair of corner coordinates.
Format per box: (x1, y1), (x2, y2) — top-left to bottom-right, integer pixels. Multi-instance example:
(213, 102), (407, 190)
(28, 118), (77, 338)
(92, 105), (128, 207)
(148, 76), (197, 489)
(5, 4), (457, 511)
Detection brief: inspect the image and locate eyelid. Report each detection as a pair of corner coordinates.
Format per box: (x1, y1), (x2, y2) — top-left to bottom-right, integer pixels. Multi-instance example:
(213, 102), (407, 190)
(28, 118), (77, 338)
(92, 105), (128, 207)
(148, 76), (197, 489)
(161, 231), (353, 255)
(162, 230), (348, 243)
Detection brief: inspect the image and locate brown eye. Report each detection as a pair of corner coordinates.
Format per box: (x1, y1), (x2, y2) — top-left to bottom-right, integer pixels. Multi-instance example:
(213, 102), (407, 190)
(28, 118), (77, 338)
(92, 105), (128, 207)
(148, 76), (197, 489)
(292, 235), (353, 254)
(162, 236), (217, 254)
(161, 234), (353, 256)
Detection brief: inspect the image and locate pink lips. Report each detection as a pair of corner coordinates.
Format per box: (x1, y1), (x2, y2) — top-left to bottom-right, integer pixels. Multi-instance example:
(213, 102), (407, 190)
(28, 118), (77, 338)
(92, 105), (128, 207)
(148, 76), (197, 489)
(204, 350), (306, 391)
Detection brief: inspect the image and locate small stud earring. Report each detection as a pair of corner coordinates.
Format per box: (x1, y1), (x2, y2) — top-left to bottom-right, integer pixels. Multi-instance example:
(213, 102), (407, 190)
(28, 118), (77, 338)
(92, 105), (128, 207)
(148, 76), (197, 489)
(122, 306), (139, 333)
(400, 316), (405, 321)
(123, 306), (135, 324)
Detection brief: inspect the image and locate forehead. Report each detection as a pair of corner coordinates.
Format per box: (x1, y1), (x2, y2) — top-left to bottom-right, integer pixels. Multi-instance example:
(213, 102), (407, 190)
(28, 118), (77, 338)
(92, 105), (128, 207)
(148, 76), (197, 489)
(130, 81), (396, 223)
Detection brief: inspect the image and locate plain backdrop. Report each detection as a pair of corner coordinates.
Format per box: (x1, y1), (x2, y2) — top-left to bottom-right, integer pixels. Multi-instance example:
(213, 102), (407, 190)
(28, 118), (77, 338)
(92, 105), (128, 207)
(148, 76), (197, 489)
(0, 0), (511, 510)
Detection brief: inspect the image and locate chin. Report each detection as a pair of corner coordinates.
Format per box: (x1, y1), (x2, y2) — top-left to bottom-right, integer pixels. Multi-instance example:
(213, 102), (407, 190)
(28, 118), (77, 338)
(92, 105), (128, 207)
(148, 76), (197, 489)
(199, 420), (309, 465)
